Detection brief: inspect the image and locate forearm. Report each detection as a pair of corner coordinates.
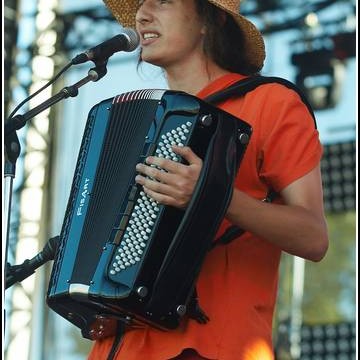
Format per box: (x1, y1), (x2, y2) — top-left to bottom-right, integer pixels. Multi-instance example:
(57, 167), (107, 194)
(226, 189), (328, 262)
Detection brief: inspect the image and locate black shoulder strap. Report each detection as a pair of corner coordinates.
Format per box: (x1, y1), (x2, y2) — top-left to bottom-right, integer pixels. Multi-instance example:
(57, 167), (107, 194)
(204, 75), (317, 249)
(106, 322), (125, 360)
(204, 75), (317, 128)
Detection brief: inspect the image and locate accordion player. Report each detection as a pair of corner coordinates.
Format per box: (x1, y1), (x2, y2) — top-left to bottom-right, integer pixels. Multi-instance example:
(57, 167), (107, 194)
(46, 89), (252, 340)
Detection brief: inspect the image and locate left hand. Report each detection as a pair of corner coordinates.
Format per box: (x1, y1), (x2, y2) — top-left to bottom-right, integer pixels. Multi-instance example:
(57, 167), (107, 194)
(135, 145), (203, 209)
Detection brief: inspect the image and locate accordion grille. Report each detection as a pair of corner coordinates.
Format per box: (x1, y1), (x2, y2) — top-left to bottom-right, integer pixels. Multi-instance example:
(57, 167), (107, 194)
(70, 98), (159, 283)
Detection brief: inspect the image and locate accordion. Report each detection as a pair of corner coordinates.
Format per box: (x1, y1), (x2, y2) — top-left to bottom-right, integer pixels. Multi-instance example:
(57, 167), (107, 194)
(47, 89), (252, 340)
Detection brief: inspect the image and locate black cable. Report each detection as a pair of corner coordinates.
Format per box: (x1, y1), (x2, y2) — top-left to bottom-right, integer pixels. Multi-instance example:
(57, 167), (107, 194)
(6, 60), (73, 121)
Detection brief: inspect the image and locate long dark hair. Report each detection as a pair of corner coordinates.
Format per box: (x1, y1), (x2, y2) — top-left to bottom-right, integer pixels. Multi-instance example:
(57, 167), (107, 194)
(195, 0), (260, 75)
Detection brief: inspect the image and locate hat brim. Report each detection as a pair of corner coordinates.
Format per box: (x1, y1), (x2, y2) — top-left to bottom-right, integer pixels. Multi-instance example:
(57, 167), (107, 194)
(230, 13), (265, 71)
(103, 0), (265, 71)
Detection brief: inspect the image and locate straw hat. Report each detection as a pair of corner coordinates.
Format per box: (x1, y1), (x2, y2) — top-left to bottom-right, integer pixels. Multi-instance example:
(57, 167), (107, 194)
(103, 0), (265, 71)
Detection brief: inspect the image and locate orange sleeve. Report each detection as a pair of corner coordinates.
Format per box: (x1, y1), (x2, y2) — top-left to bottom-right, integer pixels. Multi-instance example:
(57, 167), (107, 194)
(258, 86), (323, 192)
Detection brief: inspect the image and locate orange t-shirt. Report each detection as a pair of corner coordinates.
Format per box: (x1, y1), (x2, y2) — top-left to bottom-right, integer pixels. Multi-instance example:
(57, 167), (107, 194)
(88, 73), (323, 360)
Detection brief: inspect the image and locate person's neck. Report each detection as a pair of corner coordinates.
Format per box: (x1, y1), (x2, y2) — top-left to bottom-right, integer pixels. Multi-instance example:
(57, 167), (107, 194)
(164, 59), (231, 95)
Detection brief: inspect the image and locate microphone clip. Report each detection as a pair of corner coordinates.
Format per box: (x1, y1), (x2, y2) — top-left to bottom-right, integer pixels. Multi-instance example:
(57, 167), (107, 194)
(5, 261), (36, 289)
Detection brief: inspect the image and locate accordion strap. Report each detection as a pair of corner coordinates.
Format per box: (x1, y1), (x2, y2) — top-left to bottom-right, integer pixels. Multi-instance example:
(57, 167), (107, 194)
(205, 75), (316, 126)
(210, 188), (278, 249)
(204, 74), (318, 249)
(106, 322), (125, 360)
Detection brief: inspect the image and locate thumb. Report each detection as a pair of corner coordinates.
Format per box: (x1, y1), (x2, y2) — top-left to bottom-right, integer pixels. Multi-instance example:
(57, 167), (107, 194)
(172, 145), (202, 166)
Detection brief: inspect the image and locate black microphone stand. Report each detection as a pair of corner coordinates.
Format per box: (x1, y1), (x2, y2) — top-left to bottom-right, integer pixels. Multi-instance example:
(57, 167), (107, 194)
(4, 63), (107, 289)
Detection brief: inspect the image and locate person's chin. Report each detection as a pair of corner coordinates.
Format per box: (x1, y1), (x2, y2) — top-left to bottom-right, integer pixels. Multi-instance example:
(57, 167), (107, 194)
(141, 53), (164, 67)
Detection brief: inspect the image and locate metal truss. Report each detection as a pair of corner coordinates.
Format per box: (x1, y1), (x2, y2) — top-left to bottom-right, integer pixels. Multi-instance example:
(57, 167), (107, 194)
(4, 1), (67, 359)
(53, 0), (355, 54)
(4, 0), (20, 117)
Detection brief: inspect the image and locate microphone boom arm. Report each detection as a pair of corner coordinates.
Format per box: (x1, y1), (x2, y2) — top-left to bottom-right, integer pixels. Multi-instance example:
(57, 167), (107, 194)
(5, 65), (107, 137)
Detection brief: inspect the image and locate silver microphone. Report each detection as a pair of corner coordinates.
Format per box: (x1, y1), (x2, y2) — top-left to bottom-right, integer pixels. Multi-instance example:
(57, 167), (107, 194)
(72, 28), (140, 65)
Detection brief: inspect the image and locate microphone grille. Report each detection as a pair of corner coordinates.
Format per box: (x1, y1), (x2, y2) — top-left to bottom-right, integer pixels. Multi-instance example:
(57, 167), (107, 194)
(123, 27), (140, 52)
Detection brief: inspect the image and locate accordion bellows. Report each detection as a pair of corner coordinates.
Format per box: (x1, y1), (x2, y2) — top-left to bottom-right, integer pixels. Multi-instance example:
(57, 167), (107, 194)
(47, 89), (252, 339)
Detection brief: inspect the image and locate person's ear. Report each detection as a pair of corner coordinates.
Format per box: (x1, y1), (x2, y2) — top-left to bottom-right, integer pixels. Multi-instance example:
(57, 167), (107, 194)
(201, 23), (206, 35)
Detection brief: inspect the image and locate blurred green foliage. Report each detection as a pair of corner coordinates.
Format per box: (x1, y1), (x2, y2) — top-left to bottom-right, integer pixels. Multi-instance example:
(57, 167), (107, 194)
(276, 211), (356, 325)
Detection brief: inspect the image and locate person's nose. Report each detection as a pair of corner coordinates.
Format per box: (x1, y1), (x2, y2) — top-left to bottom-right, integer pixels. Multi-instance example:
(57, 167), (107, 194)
(136, 0), (154, 25)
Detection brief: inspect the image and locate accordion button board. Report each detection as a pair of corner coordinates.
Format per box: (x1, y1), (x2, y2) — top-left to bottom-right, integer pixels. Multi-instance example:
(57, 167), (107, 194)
(107, 121), (194, 284)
